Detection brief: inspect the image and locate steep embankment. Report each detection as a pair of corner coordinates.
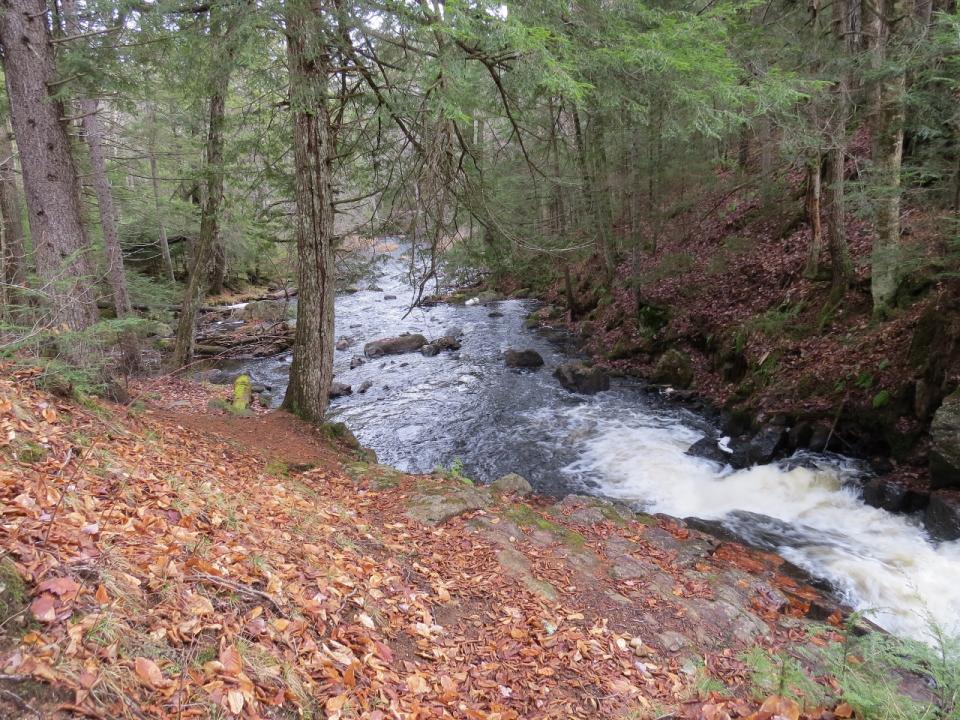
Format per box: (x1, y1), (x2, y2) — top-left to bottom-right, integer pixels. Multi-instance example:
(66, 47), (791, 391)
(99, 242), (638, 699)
(526, 168), (959, 500)
(0, 367), (880, 719)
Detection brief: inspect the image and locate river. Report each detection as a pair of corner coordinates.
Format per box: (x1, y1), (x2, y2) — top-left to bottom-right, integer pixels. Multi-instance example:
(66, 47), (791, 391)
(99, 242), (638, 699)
(221, 252), (960, 642)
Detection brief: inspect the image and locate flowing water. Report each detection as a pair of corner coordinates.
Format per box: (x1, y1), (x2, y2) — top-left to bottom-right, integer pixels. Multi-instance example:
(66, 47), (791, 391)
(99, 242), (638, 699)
(222, 253), (960, 641)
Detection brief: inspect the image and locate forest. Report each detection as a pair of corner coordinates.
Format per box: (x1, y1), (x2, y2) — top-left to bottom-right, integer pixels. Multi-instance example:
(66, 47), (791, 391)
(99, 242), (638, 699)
(2, 0), (960, 718)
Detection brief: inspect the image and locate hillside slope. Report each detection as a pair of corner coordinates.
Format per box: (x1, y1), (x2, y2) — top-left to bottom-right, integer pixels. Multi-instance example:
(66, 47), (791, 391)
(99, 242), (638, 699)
(0, 368), (904, 719)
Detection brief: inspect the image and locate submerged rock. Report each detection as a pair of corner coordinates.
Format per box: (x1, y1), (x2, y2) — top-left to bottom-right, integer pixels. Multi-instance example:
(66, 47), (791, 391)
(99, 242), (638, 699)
(364, 334), (427, 358)
(930, 391), (960, 489)
(504, 349), (544, 369)
(554, 362), (610, 394)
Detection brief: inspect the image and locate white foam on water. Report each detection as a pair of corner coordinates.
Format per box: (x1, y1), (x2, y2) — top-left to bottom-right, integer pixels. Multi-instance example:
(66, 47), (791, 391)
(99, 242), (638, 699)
(561, 409), (960, 641)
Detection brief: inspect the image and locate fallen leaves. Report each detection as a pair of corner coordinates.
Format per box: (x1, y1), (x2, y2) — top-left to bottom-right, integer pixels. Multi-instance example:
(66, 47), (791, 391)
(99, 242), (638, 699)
(0, 368), (856, 719)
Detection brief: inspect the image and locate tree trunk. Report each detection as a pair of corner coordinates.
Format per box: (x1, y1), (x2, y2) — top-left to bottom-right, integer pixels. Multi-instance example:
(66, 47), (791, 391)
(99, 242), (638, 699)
(804, 152), (825, 279)
(572, 107), (616, 282)
(171, 13), (233, 369)
(280, 0), (336, 424)
(0, 117), (26, 310)
(149, 106), (175, 282)
(0, 0), (98, 336)
(870, 65), (905, 314)
(61, 0), (140, 368)
(824, 146), (853, 299)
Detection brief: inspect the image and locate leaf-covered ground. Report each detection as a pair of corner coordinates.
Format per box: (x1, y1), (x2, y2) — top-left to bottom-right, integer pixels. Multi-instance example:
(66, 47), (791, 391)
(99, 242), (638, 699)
(1, 366), (870, 718)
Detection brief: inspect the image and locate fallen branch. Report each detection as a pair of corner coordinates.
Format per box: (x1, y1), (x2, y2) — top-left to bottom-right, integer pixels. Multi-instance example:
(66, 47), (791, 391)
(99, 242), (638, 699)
(185, 573), (284, 612)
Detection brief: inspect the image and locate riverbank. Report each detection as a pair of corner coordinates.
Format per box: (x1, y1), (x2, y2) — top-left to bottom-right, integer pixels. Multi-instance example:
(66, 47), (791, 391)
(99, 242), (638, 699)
(485, 175), (960, 541)
(0, 366), (914, 719)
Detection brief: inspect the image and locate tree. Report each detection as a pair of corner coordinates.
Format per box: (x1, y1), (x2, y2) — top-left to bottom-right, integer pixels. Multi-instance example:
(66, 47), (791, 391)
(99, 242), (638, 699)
(62, 0), (141, 369)
(0, 110), (26, 310)
(280, 0), (336, 423)
(0, 0), (98, 337)
(170, 7), (237, 369)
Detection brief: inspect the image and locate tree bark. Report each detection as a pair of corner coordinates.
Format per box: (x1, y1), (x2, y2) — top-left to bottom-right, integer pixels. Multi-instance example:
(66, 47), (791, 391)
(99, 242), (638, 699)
(61, 0), (140, 369)
(867, 0), (911, 314)
(804, 152), (824, 279)
(149, 106), (175, 282)
(171, 12), (234, 369)
(824, 145), (853, 298)
(0, 118), (26, 309)
(0, 0), (98, 336)
(280, 0), (335, 424)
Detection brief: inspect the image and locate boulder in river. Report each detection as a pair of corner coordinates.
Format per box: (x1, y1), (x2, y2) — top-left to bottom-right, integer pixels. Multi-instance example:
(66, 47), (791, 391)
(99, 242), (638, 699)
(364, 334), (427, 358)
(930, 390), (960, 489)
(686, 436), (732, 465)
(505, 349), (544, 369)
(924, 491), (960, 541)
(335, 336), (353, 351)
(862, 477), (929, 513)
(554, 362), (610, 394)
(350, 355), (365, 369)
(328, 382), (353, 399)
(729, 426), (786, 468)
(651, 349), (694, 389)
(422, 335), (462, 356)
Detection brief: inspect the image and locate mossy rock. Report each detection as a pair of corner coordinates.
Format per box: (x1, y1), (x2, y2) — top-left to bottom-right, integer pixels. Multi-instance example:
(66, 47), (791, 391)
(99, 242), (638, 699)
(0, 558), (28, 627)
(651, 349), (694, 389)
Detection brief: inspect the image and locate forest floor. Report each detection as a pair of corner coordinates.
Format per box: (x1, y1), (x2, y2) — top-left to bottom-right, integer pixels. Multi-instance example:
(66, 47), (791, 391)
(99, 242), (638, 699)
(0, 366), (871, 719)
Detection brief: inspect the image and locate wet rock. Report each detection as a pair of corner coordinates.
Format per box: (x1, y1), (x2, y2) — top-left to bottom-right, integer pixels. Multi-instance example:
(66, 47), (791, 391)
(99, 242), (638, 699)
(491, 473), (533, 496)
(930, 390), (960, 489)
(478, 290), (502, 304)
(335, 336), (353, 351)
(651, 349), (694, 389)
(862, 477), (929, 513)
(239, 299), (289, 323)
(422, 335), (462, 356)
(368, 284), (383, 292)
(383, 294), (397, 300)
(350, 355), (365, 369)
(504, 349), (544, 369)
(685, 436), (731, 464)
(788, 421), (814, 450)
(364, 334), (428, 358)
(730, 426), (786, 468)
(488, 311), (504, 318)
(358, 381), (373, 394)
(554, 362), (610, 394)
(405, 484), (492, 525)
(924, 491), (960, 541)
(328, 382), (352, 399)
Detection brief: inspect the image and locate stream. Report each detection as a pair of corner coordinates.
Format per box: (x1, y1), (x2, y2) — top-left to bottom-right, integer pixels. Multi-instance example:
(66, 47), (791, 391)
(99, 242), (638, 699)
(218, 252), (960, 642)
